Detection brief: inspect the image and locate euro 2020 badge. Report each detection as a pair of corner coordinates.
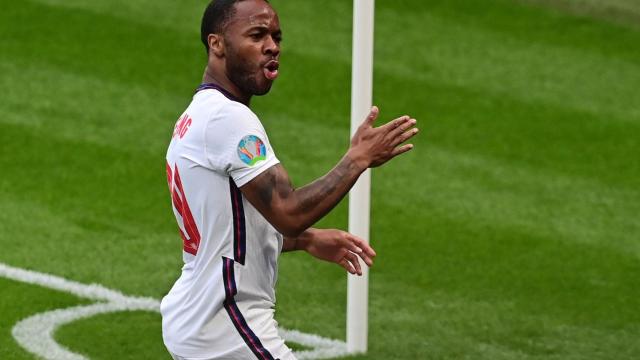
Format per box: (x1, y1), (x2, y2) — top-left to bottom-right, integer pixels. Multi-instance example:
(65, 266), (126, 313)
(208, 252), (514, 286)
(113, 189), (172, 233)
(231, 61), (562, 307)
(237, 135), (267, 166)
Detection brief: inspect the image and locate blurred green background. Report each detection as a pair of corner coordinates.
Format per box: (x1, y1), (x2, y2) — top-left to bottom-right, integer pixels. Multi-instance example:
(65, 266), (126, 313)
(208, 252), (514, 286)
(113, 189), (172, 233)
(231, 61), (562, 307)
(1, 0), (639, 359)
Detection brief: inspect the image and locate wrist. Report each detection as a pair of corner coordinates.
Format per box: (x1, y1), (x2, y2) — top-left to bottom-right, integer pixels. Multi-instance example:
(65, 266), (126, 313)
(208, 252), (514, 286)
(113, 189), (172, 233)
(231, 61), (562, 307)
(345, 149), (369, 172)
(283, 233), (306, 252)
(296, 228), (317, 251)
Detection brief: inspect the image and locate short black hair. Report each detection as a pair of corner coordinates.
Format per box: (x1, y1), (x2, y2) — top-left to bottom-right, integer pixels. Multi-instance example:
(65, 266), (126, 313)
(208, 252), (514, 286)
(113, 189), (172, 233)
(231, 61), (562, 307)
(200, 0), (270, 53)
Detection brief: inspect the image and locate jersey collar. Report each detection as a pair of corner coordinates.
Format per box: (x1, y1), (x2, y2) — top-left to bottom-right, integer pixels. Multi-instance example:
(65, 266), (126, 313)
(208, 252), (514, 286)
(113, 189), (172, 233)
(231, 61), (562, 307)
(195, 83), (241, 103)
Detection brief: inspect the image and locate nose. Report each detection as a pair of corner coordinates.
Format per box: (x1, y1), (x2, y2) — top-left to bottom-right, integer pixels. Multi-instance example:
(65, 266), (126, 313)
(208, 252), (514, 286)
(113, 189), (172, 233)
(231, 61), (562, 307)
(264, 35), (280, 57)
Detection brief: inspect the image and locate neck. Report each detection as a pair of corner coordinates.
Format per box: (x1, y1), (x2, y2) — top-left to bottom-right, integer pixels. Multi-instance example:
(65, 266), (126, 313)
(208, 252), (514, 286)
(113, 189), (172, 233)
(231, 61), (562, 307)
(202, 66), (251, 105)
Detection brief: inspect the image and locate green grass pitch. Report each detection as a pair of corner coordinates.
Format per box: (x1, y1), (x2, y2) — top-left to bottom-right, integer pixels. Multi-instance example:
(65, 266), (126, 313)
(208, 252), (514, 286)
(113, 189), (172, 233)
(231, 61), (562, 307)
(1, 0), (639, 359)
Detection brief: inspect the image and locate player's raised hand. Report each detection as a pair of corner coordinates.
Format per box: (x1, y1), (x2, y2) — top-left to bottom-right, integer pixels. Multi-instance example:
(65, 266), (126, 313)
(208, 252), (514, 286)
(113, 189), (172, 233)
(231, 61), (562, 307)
(348, 106), (419, 168)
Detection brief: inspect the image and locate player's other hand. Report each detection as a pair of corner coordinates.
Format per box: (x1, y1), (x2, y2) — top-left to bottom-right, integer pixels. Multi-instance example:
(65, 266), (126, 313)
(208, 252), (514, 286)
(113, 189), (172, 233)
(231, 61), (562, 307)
(300, 228), (376, 276)
(348, 106), (419, 168)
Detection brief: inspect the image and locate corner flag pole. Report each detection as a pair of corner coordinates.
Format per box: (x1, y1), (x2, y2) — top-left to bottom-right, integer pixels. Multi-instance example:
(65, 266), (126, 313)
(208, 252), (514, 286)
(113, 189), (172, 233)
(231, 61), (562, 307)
(347, 0), (374, 354)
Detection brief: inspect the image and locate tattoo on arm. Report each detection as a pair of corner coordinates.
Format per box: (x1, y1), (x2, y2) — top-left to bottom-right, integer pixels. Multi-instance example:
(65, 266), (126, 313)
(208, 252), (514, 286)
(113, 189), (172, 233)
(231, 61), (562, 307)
(257, 168), (276, 206)
(298, 157), (358, 211)
(241, 156), (364, 236)
(254, 165), (294, 208)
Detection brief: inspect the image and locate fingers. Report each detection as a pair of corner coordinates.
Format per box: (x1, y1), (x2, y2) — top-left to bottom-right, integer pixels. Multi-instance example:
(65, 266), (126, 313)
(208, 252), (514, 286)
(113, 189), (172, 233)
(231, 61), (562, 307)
(384, 116), (418, 159)
(379, 116), (419, 153)
(322, 229), (378, 276)
(392, 126), (419, 147)
(361, 106), (380, 127)
(346, 251), (362, 275)
(380, 115), (412, 132)
(339, 258), (355, 274)
(346, 234), (376, 265)
(339, 234), (375, 271)
(388, 118), (417, 140)
(346, 244), (373, 267)
(347, 233), (376, 256)
(339, 253), (360, 275)
(351, 109), (419, 168)
(390, 143), (414, 157)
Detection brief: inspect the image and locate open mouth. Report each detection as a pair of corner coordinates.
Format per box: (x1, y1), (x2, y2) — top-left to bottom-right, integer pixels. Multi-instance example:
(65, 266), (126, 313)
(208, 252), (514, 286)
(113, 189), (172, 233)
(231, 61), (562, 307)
(263, 60), (279, 80)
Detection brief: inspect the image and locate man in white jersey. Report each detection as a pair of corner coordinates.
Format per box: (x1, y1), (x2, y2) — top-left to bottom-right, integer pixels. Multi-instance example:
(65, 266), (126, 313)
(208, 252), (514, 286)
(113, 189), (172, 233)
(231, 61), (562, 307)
(161, 0), (419, 359)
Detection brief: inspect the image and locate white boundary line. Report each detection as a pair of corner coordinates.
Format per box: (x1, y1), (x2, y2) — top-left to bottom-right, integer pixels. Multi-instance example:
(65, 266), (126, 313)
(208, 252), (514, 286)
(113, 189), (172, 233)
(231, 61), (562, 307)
(0, 262), (348, 360)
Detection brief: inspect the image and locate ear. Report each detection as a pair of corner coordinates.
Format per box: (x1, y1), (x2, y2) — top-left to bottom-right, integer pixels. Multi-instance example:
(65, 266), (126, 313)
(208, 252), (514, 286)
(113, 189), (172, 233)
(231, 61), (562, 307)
(208, 33), (225, 57)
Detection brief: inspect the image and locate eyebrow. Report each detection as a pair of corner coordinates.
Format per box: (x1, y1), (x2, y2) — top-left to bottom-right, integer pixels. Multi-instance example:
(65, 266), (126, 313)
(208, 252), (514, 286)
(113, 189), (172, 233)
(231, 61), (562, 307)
(247, 24), (269, 31)
(245, 24), (281, 36)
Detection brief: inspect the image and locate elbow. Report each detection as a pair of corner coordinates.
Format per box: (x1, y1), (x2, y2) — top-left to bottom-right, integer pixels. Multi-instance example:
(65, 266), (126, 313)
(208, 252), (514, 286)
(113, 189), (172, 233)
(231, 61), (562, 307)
(264, 200), (312, 238)
(274, 223), (307, 238)
(272, 216), (309, 238)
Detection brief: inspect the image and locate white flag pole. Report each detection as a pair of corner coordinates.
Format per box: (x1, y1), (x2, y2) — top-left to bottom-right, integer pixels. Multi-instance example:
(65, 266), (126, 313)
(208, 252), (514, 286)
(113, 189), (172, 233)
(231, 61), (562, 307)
(347, 0), (374, 354)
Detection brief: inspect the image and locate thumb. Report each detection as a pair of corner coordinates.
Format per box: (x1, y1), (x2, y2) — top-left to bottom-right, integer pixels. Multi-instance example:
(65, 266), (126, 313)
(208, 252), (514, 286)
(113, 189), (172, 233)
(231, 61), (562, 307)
(361, 106), (379, 127)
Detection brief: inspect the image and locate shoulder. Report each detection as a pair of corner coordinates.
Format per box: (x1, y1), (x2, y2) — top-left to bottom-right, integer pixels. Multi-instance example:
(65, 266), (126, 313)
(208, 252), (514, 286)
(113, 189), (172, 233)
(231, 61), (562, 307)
(196, 90), (259, 123)
(200, 91), (270, 151)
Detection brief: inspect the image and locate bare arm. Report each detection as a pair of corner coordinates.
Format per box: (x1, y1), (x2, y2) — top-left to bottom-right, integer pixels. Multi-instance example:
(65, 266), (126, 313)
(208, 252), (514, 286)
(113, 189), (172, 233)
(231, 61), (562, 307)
(242, 157), (361, 237)
(240, 106), (418, 237)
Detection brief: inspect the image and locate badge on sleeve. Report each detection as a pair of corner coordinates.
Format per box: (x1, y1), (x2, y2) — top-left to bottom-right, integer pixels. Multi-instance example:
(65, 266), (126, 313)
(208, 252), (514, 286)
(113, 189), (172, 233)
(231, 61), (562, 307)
(237, 135), (267, 166)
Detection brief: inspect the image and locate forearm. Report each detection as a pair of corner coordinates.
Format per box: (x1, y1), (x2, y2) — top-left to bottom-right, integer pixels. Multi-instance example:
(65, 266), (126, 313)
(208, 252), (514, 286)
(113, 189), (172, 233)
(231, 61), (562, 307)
(284, 154), (365, 233)
(243, 154), (365, 238)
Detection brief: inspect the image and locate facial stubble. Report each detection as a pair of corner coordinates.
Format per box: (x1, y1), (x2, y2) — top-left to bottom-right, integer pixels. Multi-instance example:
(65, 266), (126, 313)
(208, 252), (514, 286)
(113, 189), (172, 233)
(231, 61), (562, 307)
(225, 42), (273, 97)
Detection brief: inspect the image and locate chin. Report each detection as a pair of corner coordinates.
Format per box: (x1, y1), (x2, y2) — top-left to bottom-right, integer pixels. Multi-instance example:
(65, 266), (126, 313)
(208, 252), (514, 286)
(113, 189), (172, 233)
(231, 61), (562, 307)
(254, 84), (273, 96)
(247, 80), (274, 96)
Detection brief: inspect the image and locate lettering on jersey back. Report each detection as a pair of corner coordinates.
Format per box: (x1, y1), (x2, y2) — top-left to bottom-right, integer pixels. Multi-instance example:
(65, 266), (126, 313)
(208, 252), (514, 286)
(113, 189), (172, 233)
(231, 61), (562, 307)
(172, 113), (192, 139)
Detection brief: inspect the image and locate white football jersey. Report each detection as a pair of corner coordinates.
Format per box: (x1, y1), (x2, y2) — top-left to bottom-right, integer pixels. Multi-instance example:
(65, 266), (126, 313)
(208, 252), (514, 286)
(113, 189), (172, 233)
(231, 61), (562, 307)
(161, 85), (293, 360)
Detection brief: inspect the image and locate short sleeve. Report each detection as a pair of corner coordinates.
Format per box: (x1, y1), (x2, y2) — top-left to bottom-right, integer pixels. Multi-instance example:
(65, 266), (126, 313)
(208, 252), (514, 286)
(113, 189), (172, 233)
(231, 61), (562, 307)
(204, 102), (279, 187)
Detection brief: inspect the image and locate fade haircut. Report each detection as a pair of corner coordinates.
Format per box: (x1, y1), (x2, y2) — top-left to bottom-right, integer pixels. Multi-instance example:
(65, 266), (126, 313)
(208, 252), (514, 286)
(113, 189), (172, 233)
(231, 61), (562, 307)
(200, 0), (269, 53)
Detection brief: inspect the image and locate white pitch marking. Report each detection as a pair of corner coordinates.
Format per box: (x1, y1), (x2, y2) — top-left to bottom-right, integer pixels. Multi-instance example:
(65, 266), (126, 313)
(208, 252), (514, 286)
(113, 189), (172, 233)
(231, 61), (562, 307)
(13, 302), (155, 360)
(0, 262), (348, 359)
(0, 262), (144, 303)
(279, 329), (348, 359)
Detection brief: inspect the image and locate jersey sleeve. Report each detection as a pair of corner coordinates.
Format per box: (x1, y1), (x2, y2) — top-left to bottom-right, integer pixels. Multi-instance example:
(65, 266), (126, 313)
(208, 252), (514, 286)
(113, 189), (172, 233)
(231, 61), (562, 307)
(204, 102), (280, 187)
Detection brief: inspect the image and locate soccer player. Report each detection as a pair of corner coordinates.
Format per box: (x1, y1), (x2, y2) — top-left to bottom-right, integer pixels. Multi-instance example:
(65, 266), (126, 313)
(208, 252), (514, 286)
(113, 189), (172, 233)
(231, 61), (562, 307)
(161, 0), (419, 359)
